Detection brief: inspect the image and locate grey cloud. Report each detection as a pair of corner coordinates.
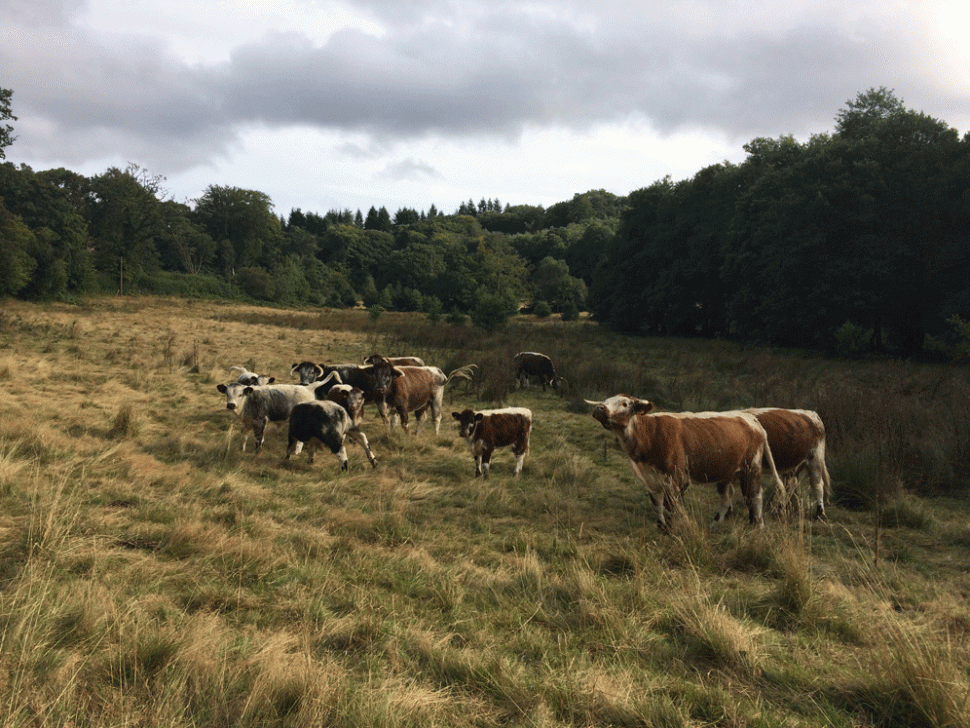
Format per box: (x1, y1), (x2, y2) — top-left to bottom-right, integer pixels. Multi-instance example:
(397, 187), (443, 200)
(0, 0), (961, 172)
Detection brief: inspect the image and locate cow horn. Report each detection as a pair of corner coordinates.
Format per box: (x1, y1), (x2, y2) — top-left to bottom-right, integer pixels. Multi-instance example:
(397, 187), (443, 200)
(583, 399), (600, 406)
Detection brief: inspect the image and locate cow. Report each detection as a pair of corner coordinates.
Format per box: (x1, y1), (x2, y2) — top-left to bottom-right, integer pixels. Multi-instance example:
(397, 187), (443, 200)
(286, 400), (378, 470)
(452, 407), (532, 479)
(323, 384), (366, 426)
(291, 361), (382, 420)
(368, 357), (477, 435)
(714, 408), (831, 522)
(362, 354), (426, 367)
(513, 351), (567, 395)
(586, 395), (786, 529)
(216, 381), (329, 454)
(229, 365), (275, 386)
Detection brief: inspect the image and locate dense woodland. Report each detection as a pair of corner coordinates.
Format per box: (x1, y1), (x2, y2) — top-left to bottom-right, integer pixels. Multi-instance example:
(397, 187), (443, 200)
(3, 86), (970, 357)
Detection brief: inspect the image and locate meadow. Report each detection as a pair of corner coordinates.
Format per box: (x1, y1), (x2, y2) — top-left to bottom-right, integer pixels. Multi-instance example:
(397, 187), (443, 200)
(0, 295), (969, 727)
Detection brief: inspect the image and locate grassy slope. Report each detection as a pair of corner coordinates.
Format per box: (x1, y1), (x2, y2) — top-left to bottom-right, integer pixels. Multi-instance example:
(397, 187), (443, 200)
(0, 296), (968, 727)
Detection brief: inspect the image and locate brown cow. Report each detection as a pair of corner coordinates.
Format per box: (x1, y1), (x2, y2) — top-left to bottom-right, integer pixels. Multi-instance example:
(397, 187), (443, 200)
(714, 408), (831, 522)
(452, 407), (532, 479)
(513, 351), (566, 395)
(586, 395), (786, 528)
(369, 358), (477, 434)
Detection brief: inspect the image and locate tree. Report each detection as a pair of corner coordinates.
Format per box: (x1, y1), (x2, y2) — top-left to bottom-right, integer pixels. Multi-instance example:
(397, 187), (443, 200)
(86, 165), (164, 285)
(0, 88), (16, 159)
(192, 185), (280, 274)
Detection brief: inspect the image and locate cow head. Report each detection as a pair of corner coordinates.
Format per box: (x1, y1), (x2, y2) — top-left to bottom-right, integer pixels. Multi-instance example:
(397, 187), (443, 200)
(217, 382), (254, 411)
(585, 395), (655, 430)
(551, 376), (568, 396)
(368, 358), (405, 397)
(452, 409), (482, 439)
(291, 361), (324, 385)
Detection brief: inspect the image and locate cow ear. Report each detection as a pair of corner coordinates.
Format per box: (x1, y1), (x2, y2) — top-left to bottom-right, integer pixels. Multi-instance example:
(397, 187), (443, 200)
(217, 384), (227, 393)
(267, 377), (275, 384)
(243, 386), (254, 395)
(632, 399), (655, 415)
(474, 413), (484, 422)
(392, 367), (405, 378)
(452, 412), (461, 419)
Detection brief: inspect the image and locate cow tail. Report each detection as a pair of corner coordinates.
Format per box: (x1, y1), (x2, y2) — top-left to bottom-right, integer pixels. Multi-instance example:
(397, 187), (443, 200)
(760, 436), (788, 507)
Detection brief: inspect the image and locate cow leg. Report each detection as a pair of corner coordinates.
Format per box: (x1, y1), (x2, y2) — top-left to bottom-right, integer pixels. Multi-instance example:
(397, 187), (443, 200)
(397, 407), (410, 434)
(741, 468), (765, 528)
(252, 418), (268, 455)
(713, 481), (734, 523)
(332, 442), (348, 471)
(804, 456), (828, 521)
(512, 445), (527, 476)
(481, 446), (494, 480)
(347, 427), (378, 468)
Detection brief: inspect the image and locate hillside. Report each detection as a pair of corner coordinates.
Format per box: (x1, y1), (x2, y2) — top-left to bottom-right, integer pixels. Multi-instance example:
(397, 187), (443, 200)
(0, 296), (968, 727)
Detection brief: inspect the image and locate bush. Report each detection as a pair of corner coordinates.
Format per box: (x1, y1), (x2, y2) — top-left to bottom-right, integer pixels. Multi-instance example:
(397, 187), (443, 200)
(533, 300), (552, 318)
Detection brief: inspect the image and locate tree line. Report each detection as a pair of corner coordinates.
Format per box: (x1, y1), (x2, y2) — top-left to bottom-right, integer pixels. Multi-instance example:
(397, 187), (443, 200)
(3, 86), (970, 357)
(592, 88), (970, 358)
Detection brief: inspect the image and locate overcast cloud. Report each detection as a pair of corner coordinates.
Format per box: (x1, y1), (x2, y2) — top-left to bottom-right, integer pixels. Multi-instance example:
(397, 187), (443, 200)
(2, 0), (969, 215)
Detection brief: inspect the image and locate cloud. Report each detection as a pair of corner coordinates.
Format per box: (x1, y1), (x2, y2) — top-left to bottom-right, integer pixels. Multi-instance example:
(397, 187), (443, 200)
(2, 0), (968, 213)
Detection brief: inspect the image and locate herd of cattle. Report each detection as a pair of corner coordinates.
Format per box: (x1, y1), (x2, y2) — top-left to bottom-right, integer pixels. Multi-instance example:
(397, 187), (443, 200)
(217, 351), (831, 529)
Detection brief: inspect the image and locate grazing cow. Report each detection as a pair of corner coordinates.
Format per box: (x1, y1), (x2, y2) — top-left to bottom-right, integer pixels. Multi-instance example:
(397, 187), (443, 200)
(452, 407), (532, 479)
(362, 354), (426, 367)
(216, 381), (326, 454)
(714, 408), (831, 522)
(368, 357), (477, 434)
(286, 400), (378, 470)
(513, 351), (567, 395)
(586, 395), (786, 528)
(229, 365), (275, 386)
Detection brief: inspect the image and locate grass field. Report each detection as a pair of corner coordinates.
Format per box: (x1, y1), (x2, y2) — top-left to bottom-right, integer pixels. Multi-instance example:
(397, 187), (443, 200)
(1, 295), (969, 727)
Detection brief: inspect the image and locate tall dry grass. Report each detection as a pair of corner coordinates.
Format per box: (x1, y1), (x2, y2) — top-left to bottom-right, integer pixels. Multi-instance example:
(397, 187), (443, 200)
(0, 296), (968, 727)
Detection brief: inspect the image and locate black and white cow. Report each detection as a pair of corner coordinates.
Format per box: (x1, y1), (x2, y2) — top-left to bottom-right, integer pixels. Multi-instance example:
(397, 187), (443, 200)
(216, 380), (328, 454)
(286, 400), (378, 470)
(229, 365), (275, 386)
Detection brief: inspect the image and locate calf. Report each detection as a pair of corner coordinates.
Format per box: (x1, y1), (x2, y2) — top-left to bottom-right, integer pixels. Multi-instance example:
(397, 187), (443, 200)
(229, 365), (275, 386)
(323, 384), (366, 425)
(513, 352), (566, 395)
(715, 408), (831, 522)
(369, 357), (477, 434)
(363, 354), (426, 367)
(452, 407), (532, 479)
(586, 395), (786, 529)
(286, 400), (378, 470)
(216, 381), (324, 454)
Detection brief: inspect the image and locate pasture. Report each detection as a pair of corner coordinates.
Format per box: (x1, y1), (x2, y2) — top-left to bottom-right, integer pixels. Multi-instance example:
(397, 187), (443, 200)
(1, 296), (969, 727)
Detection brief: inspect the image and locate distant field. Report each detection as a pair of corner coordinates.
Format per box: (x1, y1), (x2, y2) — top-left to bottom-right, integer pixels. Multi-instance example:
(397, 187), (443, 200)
(0, 295), (968, 727)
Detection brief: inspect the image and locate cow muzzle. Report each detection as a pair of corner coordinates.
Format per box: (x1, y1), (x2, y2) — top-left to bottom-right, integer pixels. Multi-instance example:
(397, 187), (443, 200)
(226, 403), (236, 410)
(591, 405), (610, 426)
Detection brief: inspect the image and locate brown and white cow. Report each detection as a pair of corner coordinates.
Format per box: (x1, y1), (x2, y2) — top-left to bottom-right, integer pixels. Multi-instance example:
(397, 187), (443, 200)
(286, 400), (378, 470)
(586, 395), (786, 528)
(362, 354), (426, 367)
(513, 351), (566, 395)
(714, 408), (831, 522)
(368, 357), (477, 435)
(323, 384), (366, 426)
(452, 407), (532, 479)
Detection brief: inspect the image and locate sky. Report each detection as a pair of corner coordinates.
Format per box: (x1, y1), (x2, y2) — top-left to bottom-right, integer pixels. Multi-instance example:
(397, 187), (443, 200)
(3, 1), (970, 218)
